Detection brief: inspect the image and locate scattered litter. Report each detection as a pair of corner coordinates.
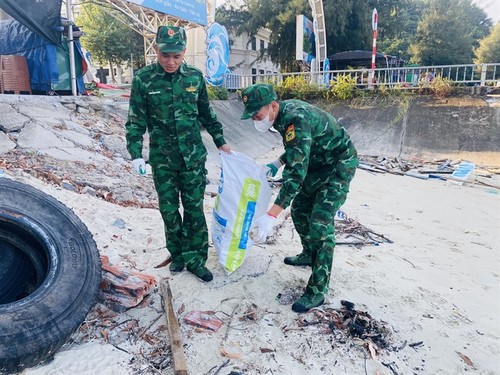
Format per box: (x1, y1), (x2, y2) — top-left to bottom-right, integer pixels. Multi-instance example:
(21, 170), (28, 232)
(456, 351), (475, 367)
(335, 210), (347, 221)
(450, 161), (476, 181)
(112, 218), (126, 229)
(404, 170), (429, 180)
(335, 211), (393, 246)
(259, 347), (275, 353)
(154, 256), (172, 268)
(291, 300), (395, 360)
(99, 255), (157, 312)
(359, 155), (499, 190)
(220, 347), (243, 360)
(409, 341), (424, 348)
(183, 310), (224, 332)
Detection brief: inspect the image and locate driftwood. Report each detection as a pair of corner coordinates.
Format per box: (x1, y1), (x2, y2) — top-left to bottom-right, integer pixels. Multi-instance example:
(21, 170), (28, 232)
(160, 279), (188, 375)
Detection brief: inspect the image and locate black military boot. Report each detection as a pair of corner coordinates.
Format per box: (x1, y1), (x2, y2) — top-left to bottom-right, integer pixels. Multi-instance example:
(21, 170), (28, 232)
(187, 265), (213, 282)
(284, 253), (312, 266)
(291, 293), (325, 313)
(169, 260), (185, 273)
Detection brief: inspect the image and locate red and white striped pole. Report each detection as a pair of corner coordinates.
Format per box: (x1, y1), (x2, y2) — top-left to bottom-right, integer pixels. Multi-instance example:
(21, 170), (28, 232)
(369, 8), (378, 88)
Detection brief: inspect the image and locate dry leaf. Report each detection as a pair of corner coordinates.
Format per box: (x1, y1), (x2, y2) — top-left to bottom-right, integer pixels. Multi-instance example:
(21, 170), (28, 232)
(368, 342), (377, 360)
(154, 257), (172, 269)
(142, 333), (157, 345)
(456, 351), (474, 367)
(220, 347), (243, 360)
(100, 329), (109, 342)
(260, 347), (275, 353)
(178, 303), (185, 315)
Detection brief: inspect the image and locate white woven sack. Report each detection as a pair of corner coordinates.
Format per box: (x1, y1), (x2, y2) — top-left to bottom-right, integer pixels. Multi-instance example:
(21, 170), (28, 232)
(212, 151), (272, 273)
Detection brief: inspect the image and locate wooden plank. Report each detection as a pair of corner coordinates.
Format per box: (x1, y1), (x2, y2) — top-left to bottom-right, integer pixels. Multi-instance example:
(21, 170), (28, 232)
(160, 279), (188, 375)
(358, 163), (384, 173)
(474, 176), (500, 189)
(404, 171), (429, 180)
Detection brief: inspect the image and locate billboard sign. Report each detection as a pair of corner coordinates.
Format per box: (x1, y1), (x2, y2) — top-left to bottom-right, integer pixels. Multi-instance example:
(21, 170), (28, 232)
(125, 0), (208, 26)
(295, 14), (316, 64)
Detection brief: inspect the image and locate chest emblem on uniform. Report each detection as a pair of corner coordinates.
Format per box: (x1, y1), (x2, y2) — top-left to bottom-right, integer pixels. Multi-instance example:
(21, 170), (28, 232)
(186, 86), (197, 92)
(285, 124), (296, 142)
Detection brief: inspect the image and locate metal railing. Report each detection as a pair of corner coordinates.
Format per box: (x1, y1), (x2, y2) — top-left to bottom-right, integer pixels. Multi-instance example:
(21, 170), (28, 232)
(221, 63), (500, 90)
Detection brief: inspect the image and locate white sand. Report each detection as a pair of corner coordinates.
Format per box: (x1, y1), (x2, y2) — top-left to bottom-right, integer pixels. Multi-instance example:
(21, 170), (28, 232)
(9, 154), (499, 375)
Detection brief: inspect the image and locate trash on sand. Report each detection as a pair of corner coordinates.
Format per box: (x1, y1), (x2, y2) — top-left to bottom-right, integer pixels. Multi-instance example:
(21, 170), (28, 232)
(99, 255), (157, 312)
(451, 161), (476, 181)
(294, 300), (394, 360)
(220, 347), (243, 360)
(183, 310), (224, 332)
(335, 212), (393, 246)
(456, 351), (475, 367)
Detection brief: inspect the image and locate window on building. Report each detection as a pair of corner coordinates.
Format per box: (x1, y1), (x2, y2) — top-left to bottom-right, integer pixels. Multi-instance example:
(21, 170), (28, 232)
(251, 37), (256, 50)
(260, 39), (264, 51)
(252, 68), (257, 84)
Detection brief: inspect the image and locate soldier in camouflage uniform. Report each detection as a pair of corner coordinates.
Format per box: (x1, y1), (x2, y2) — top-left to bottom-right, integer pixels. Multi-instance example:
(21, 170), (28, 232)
(242, 83), (358, 312)
(125, 26), (231, 282)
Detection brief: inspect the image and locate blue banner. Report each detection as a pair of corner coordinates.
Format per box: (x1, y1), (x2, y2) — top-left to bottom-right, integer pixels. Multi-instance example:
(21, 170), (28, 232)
(205, 22), (230, 86)
(126, 0), (208, 26)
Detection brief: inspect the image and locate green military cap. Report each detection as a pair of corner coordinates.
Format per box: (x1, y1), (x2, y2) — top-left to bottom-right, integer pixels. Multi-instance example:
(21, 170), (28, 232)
(241, 83), (278, 120)
(156, 26), (187, 53)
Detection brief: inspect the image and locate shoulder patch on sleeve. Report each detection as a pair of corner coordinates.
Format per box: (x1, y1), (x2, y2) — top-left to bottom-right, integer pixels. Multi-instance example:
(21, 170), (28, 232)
(285, 124), (296, 143)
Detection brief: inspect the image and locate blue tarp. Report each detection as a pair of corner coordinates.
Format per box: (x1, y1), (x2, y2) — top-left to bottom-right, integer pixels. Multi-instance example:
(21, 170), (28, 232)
(0, 19), (85, 94)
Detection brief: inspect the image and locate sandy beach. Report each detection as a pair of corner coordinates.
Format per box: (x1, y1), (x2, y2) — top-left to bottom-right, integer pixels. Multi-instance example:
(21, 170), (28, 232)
(3, 148), (496, 375)
(0, 94), (498, 375)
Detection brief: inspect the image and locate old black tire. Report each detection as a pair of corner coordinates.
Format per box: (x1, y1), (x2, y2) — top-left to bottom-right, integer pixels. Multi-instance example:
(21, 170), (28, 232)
(0, 178), (101, 374)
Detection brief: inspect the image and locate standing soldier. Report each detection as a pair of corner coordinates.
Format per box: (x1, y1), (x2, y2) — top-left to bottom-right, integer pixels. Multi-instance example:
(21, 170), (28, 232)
(126, 25), (231, 282)
(243, 83), (358, 312)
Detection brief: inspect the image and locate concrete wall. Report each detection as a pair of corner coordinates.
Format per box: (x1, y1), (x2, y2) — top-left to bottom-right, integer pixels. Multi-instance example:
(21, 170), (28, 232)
(210, 96), (500, 165)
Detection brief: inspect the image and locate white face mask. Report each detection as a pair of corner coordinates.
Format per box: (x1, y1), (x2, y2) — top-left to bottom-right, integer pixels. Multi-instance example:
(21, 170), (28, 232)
(253, 106), (274, 132)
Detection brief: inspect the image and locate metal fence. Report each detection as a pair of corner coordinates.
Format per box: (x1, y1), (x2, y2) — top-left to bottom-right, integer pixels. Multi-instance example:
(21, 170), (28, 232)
(222, 63), (500, 90)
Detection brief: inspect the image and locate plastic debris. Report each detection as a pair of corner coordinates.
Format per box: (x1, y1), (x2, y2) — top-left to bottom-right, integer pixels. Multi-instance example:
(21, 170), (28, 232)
(98, 255), (156, 312)
(450, 161), (476, 181)
(183, 310), (223, 332)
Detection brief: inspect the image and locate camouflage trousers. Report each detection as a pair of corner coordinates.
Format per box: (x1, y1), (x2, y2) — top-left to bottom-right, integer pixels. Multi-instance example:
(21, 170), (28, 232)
(291, 166), (357, 297)
(152, 165), (208, 269)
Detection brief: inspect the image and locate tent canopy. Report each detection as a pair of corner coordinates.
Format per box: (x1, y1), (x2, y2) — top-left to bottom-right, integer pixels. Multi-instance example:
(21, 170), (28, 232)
(0, 0), (63, 46)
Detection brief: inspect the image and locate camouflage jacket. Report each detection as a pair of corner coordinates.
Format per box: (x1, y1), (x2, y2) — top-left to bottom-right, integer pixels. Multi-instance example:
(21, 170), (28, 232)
(125, 62), (226, 169)
(273, 99), (358, 208)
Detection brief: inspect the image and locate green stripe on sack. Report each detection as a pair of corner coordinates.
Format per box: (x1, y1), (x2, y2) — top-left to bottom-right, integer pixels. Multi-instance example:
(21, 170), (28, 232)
(226, 178), (260, 272)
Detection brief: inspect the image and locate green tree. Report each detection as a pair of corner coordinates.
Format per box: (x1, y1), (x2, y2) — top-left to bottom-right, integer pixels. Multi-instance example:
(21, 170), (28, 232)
(216, 0), (426, 71)
(76, 3), (144, 82)
(217, 0), (309, 72)
(474, 24), (500, 63)
(376, 0), (425, 61)
(216, 0), (493, 70)
(409, 0), (491, 65)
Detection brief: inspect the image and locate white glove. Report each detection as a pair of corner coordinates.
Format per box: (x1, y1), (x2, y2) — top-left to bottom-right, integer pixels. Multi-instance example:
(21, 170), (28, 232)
(251, 213), (277, 243)
(132, 158), (146, 175)
(266, 159), (283, 177)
